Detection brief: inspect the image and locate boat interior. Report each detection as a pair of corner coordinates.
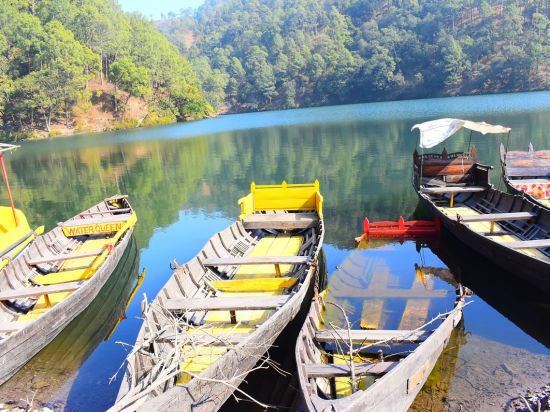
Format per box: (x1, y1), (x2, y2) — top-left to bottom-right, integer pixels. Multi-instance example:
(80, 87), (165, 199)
(123, 182), (324, 400)
(501, 143), (550, 208)
(415, 149), (550, 262)
(0, 196), (135, 336)
(297, 249), (459, 401)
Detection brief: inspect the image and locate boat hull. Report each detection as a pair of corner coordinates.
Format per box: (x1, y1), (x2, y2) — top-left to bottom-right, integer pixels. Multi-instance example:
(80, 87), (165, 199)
(136, 264), (318, 411)
(0, 227), (134, 384)
(417, 193), (550, 293)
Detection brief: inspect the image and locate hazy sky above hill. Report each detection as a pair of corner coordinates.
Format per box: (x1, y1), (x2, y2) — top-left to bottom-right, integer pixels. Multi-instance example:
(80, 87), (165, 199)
(118, 0), (204, 18)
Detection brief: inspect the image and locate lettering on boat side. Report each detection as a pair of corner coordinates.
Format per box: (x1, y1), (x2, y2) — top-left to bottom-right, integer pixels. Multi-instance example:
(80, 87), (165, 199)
(63, 222), (124, 236)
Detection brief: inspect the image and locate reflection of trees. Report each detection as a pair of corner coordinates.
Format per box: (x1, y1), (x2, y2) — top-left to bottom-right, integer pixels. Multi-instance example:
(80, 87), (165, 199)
(3, 138), (208, 249)
(1, 104), (548, 250)
(0, 236), (139, 405)
(195, 110), (550, 247)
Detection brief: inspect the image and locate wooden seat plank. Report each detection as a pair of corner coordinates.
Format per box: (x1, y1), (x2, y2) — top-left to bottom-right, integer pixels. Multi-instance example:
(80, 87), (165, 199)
(306, 361), (396, 378)
(504, 239), (550, 249)
(26, 249), (104, 266)
(0, 281), (84, 300)
(315, 329), (431, 343)
(242, 213), (319, 230)
(203, 256), (309, 266)
(420, 186), (487, 194)
(453, 211), (537, 222)
(164, 294), (290, 312)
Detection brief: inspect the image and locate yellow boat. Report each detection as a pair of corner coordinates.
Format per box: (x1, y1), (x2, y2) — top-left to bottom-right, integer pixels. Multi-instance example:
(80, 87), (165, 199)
(113, 181), (324, 411)
(0, 144), (44, 270)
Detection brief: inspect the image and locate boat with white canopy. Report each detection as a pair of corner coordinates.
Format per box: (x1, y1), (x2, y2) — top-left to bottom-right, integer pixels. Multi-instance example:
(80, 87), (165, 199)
(412, 118), (550, 293)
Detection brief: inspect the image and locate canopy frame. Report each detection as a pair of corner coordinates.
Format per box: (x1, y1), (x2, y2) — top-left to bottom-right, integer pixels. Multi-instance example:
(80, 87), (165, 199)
(411, 118), (511, 189)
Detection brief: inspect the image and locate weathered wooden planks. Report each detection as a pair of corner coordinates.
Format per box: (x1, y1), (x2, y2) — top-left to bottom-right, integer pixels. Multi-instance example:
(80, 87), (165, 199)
(453, 211), (537, 222)
(242, 212), (319, 229)
(0, 281), (84, 300)
(504, 239), (550, 249)
(305, 361), (396, 378)
(315, 329), (431, 343)
(420, 186), (487, 194)
(163, 295), (290, 312)
(421, 164), (474, 177)
(203, 256), (309, 266)
(26, 249), (104, 266)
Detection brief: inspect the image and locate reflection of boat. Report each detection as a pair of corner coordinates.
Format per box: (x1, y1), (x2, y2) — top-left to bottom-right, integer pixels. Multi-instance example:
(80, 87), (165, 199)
(412, 119), (550, 294)
(0, 195), (137, 384)
(500, 143), (550, 210)
(296, 265), (465, 411)
(114, 181), (324, 411)
(0, 144), (44, 270)
(0, 235), (139, 404)
(430, 231), (550, 348)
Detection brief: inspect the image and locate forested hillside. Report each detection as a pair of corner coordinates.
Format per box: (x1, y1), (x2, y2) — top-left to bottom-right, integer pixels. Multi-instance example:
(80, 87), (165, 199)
(157, 0), (549, 112)
(0, 0), (212, 139)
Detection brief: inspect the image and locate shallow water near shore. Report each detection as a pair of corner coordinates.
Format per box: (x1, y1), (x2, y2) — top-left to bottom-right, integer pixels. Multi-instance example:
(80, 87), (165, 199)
(0, 91), (549, 410)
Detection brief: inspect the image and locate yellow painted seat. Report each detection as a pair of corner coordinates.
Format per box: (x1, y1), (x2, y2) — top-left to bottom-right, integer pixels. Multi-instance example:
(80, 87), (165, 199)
(211, 277), (297, 293)
(235, 235), (303, 278)
(33, 238), (110, 285)
(177, 346), (228, 385)
(176, 290), (281, 385)
(18, 291), (74, 321)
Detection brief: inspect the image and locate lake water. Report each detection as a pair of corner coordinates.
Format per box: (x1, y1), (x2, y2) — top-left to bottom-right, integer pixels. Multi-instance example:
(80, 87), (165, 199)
(0, 91), (549, 411)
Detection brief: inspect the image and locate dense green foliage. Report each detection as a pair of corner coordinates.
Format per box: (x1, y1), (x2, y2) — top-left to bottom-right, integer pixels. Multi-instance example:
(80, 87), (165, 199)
(0, 0), (212, 136)
(157, 0), (549, 111)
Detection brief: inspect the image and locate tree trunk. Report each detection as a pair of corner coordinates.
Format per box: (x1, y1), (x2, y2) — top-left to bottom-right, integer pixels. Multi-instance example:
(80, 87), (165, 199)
(44, 111), (51, 132)
(114, 84), (118, 112)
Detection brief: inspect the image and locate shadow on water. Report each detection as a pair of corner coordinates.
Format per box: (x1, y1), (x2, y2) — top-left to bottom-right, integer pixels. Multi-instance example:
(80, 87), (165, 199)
(0, 236), (140, 408)
(430, 229), (550, 350)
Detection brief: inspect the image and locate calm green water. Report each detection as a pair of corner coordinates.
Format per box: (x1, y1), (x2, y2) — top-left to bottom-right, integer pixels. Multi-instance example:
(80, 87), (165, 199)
(0, 91), (549, 410)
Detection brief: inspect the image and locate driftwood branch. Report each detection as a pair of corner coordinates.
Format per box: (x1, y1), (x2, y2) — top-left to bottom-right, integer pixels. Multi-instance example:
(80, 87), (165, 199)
(109, 295), (288, 411)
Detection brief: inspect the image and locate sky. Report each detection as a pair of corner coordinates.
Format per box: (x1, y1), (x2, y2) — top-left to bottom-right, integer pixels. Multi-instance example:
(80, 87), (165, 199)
(117, 0), (204, 19)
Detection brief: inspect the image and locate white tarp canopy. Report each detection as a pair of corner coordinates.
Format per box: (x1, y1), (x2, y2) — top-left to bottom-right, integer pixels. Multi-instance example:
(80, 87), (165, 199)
(411, 118), (511, 149)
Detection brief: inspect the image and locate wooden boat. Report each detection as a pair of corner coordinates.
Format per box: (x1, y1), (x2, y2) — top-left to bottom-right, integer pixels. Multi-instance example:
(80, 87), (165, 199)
(0, 144), (44, 270)
(296, 250), (465, 411)
(412, 119), (550, 293)
(500, 142), (550, 210)
(112, 181), (324, 412)
(0, 236), (139, 404)
(0, 195), (137, 384)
